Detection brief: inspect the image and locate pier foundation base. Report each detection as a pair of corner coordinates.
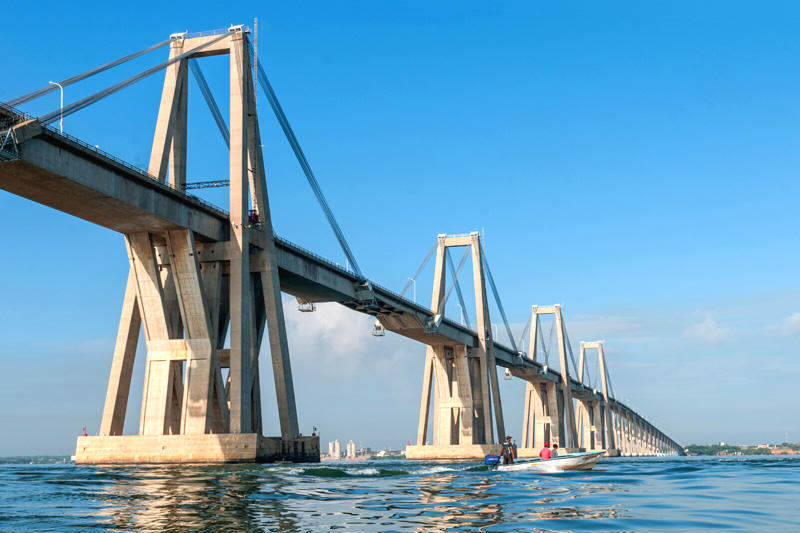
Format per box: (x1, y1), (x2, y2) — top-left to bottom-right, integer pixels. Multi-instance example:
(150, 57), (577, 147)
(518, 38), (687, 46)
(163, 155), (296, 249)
(405, 444), (500, 460)
(74, 434), (319, 464)
(605, 448), (621, 457)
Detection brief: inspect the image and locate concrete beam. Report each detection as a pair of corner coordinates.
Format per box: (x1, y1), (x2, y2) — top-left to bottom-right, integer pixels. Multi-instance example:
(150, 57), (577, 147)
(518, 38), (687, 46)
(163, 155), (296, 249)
(0, 135), (228, 241)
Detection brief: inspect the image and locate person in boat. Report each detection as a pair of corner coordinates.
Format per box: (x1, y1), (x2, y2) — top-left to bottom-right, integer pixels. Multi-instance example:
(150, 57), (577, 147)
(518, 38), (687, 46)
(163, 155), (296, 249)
(551, 443), (559, 458)
(501, 436), (516, 464)
(539, 441), (552, 460)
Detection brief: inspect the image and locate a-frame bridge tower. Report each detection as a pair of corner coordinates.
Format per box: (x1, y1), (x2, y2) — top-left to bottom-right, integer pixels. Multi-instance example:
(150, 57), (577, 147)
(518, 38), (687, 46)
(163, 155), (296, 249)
(75, 27), (318, 464)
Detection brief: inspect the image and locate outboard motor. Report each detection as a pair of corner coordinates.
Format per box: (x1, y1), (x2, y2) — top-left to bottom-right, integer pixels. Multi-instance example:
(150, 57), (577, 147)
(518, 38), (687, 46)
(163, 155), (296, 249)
(484, 454), (501, 469)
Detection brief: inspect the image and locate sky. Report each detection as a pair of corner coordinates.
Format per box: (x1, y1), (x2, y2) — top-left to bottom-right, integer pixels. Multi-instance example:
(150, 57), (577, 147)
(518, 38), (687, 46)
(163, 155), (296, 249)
(2, 1), (800, 455)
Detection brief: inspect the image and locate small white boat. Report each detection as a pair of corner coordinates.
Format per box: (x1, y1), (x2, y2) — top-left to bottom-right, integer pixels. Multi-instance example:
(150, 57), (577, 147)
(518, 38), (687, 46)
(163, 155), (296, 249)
(490, 451), (605, 473)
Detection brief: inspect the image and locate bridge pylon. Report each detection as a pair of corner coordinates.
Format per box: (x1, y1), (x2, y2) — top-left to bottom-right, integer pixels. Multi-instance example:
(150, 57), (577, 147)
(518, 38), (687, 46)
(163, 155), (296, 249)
(576, 341), (620, 456)
(74, 28), (318, 464)
(515, 304), (583, 456)
(405, 232), (505, 459)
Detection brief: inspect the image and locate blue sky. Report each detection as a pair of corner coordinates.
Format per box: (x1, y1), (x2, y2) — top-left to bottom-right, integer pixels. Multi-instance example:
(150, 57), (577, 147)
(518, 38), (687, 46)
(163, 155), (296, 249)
(2, 1), (800, 455)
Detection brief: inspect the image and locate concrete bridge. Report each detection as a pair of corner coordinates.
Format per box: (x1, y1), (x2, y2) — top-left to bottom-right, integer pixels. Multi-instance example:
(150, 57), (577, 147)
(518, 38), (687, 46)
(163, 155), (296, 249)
(0, 26), (682, 463)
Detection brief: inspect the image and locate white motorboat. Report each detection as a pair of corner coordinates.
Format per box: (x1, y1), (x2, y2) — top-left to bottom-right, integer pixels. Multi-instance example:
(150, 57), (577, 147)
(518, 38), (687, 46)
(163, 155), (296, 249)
(488, 451), (605, 473)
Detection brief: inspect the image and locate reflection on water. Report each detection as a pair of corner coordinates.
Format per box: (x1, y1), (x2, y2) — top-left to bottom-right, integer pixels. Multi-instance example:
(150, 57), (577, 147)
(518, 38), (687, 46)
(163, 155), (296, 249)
(1, 456), (799, 531)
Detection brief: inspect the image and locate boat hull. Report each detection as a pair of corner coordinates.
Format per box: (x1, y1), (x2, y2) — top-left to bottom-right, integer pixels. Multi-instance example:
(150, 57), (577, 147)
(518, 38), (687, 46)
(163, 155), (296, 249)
(494, 451), (605, 473)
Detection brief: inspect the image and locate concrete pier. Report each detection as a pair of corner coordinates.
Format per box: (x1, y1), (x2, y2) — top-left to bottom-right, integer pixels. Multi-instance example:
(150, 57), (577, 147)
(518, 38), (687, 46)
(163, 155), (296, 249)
(406, 233), (505, 460)
(72, 29), (313, 464)
(75, 435), (319, 464)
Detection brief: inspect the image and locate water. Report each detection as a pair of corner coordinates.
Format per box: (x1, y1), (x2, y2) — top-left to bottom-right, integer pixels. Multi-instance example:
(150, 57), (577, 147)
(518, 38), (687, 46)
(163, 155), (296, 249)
(1, 456), (798, 531)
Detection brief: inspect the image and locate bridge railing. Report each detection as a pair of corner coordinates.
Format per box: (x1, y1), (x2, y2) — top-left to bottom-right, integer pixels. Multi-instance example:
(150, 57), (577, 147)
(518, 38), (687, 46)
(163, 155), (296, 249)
(186, 27), (249, 39)
(1, 103), (235, 218)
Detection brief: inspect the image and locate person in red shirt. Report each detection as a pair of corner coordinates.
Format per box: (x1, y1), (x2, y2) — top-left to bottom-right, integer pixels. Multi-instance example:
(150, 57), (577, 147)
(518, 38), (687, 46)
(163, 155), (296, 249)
(539, 441), (552, 460)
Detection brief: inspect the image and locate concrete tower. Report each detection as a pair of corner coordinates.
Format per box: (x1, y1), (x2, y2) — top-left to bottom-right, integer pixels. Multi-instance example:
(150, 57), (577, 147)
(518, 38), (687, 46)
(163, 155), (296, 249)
(74, 27), (318, 464)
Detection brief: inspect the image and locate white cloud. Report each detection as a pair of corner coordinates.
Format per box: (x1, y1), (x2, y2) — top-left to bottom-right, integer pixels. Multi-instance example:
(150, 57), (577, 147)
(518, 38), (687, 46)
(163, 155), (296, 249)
(281, 295), (419, 377)
(681, 314), (730, 344)
(765, 312), (800, 336)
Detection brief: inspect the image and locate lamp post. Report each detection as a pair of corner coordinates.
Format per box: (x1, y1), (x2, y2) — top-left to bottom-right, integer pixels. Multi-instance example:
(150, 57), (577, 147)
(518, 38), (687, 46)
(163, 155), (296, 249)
(407, 277), (416, 303)
(456, 303), (464, 325)
(48, 81), (64, 134)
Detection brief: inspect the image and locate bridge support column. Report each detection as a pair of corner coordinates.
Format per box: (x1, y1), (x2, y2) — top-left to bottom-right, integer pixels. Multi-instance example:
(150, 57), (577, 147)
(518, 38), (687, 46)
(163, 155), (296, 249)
(99, 269), (140, 437)
(407, 233), (504, 460)
(635, 419), (643, 456)
(628, 417), (636, 456)
(592, 401), (605, 451)
(576, 398), (594, 451)
(629, 416), (637, 456)
(626, 415), (634, 456)
(517, 378), (571, 457)
(578, 341), (620, 456)
(428, 344), (481, 446)
(514, 304), (586, 456)
(76, 28), (315, 464)
(619, 414), (629, 456)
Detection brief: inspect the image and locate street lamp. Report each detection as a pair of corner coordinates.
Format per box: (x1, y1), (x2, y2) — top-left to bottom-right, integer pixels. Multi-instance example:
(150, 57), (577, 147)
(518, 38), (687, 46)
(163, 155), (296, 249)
(48, 81), (64, 134)
(407, 277), (416, 303)
(456, 303), (464, 325)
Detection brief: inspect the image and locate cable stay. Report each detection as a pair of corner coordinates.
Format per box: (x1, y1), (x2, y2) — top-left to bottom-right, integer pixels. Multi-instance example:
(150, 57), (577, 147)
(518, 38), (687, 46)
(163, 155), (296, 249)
(480, 247), (518, 353)
(39, 33), (229, 126)
(444, 248), (471, 328)
(539, 318), (555, 368)
(606, 358), (616, 398)
(251, 45), (364, 280)
(5, 38), (171, 107)
(442, 247), (469, 304)
(189, 60), (229, 148)
(401, 243), (436, 299)
(577, 347), (592, 388)
(560, 314), (581, 382)
(517, 313), (532, 355)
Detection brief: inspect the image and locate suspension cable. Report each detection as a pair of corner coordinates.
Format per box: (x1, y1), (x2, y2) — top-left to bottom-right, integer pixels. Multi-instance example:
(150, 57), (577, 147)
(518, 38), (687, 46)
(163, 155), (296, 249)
(39, 33), (229, 126)
(251, 44), (363, 279)
(401, 243), (436, 298)
(6, 38), (171, 107)
(481, 247), (518, 352)
(189, 59), (229, 147)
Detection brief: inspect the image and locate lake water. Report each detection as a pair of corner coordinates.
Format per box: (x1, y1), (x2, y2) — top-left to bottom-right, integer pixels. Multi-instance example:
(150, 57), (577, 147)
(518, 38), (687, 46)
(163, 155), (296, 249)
(1, 456), (798, 531)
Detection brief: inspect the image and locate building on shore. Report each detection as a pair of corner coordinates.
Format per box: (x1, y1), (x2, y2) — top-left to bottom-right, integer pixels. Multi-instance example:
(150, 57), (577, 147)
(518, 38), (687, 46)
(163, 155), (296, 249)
(771, 448), (800, 455)
(325, 440), (341, 459)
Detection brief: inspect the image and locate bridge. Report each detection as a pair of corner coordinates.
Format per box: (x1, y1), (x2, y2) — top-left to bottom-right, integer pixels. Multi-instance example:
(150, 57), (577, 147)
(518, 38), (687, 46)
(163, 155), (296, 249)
(0, 26), (682, 463)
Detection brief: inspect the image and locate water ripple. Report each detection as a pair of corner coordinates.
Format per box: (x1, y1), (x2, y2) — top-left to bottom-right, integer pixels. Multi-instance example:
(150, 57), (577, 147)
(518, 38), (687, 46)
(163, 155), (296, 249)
(1, 456), (799, 531)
